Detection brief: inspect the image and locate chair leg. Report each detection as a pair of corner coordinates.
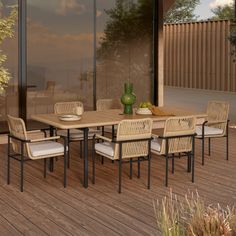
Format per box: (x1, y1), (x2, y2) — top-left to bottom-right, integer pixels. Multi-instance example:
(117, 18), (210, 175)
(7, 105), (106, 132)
(187, 154), (189, 172)
(172, 154), (174, 174)
(208, 138), (211, 156)
(44, 159), (47, 178)
(192, 152), (195, 183)
(7, 154), (10, 185)
(226, 135), (229, 161)
(112, 125), (115, 139)
(129, 158), (132, 179)
(101, 157), (104, 165)
(64, 139), (68, 188)
(67, 142), (70, 169)
(165, 155), (168, 187)
(202, 138), (205, 165)
(118, 144), (123, 193)
(148, 155), (151, 189)
(92, 138), (95, 184)
(20, 142), (24, 192)
(165, 139), (169, 187)
(137, 157), (140, 178)
(20, 155), (24, 192)
(67, 130), (70, 168)
(187, 153), (191, 173)
(192, 137), (195, 183)
(118, 160), (122, 193)
(49, 126), (54, 172)
(64, 155), (67, 188)
(80, 141), (83, 159)
(7, 136), (10, 185)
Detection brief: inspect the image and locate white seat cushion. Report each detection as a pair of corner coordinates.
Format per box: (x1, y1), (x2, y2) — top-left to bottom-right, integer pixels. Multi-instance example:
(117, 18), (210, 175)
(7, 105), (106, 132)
(57, 128), (101, 140)
(29, 141), (64, 157)
(95, 142), (115, 157)
(151, 138), (162, 152)
(196, 126), (223, 136)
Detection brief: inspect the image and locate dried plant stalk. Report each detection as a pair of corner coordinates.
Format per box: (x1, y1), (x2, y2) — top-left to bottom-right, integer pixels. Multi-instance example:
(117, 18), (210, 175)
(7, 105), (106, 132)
(154, 190), (236, 236)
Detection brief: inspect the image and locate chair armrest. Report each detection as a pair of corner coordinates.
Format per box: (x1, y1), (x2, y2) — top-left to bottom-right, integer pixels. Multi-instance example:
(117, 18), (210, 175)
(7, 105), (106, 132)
(29, 136), (61, 143)
(8, 134), (30, 143)
(95, 134), (112, 143)
(155, 133), (196, 140)
(206, 120), (226, 125)
(26, 130), (43, 134)
(27, 129), (47, 138)
(196, 120), (227, 127)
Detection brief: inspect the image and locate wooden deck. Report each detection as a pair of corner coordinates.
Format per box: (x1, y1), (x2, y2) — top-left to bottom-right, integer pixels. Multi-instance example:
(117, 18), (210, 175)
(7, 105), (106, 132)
(0, 129), (236, 235)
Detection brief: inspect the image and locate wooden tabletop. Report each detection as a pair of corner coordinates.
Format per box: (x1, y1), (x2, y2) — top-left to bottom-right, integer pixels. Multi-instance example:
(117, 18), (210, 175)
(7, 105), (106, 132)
(31, 109), (207, 130)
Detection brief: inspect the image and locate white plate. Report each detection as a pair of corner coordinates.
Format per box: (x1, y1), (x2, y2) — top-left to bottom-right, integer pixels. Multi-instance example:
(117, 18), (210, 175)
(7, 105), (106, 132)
(136, 108), (152, 115)
(59, 114), (81, 121)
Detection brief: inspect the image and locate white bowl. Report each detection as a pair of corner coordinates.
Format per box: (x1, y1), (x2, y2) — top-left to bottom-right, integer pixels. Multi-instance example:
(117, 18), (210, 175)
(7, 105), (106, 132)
(136, 108), (152, 115)
(59, 114), (81, 121)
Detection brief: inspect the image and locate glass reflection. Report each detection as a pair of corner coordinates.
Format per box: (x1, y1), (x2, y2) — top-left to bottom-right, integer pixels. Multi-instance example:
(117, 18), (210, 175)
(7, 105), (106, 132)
(27, 0), (94, 119)
(96, 0), (153, 105)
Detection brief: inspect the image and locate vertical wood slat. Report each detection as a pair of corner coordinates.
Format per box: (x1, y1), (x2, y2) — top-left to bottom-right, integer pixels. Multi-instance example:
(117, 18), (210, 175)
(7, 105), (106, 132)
(164, 20), (236, 92)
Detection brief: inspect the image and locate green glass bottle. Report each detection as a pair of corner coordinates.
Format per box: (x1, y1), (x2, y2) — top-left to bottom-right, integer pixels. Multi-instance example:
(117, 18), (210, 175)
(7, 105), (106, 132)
(121, 82), (136, 114)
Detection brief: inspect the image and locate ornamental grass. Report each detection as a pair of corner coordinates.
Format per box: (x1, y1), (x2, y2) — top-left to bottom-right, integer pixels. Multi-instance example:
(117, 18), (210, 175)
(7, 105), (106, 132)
(154, 190), (236, 236)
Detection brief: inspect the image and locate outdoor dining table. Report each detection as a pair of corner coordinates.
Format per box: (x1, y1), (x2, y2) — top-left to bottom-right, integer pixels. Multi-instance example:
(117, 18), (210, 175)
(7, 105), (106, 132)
(31, 108), (207, 188)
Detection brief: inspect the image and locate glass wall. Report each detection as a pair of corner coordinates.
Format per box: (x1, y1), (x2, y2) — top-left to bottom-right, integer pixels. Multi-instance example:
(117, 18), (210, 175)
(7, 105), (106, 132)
(0, 0), (155, 132)
(96, 0), (154, 106)
(27, 0), (94, 120)
(0, 0), (18, 133)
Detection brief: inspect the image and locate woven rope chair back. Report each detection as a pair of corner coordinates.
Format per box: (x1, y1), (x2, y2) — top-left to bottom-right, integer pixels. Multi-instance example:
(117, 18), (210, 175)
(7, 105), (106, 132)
(96, 99), (122, 111)
(207, 101), (229, 131)
(54, 101), (83, 115)
(114, 118), (153, 159)
(7, 115), (30, 156)
(46, 81), (55, 91)
(160, 116), (196, 154)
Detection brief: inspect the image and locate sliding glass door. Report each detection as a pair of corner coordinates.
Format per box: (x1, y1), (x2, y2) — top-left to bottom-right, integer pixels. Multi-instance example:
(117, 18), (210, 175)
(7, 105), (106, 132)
(96, 0), (154, 105)
(26, 0), (94, 125)
(0, 0), (156, 132)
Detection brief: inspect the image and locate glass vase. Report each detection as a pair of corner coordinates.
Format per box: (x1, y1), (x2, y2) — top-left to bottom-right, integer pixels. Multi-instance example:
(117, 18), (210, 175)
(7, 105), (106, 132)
(121, 82), (136, 114)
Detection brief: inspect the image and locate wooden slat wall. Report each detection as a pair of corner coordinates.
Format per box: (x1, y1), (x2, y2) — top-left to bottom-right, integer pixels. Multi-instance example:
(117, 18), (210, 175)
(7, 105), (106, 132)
(164, 20), (236, 92)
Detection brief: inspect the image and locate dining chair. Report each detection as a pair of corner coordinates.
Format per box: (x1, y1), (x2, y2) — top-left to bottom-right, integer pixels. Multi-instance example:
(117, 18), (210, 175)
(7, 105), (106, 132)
(96, 98), (122, 111)
(92, 118), (153, 193)
(196, 101), (230, 165)
(54, 101), (100, 166)
(96, 98), (122, 137)
(7, 115), (68, 192)
(151, 116), (196, 187)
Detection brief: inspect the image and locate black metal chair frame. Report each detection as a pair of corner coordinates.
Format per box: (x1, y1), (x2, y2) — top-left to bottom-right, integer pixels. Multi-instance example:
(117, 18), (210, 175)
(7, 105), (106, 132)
(92, 136), (152, 193)
(7, 134), (68, 192)
(156, 133), (196, 187)
(100, 125), (116, 165)
(197, 120), (229, 165)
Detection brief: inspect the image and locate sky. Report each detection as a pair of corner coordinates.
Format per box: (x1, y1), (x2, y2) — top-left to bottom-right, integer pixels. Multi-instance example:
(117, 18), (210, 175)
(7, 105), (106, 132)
(196, 0), (234, 19)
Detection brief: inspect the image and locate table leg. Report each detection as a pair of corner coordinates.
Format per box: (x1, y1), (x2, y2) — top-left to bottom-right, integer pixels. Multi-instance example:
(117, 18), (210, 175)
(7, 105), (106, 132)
(83, 128), (89, 188)
(49, 125), (54, 172)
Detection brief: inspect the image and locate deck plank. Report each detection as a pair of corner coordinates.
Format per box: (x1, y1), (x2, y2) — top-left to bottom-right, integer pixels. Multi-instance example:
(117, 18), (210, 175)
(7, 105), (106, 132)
(0, 128), (235, 235)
